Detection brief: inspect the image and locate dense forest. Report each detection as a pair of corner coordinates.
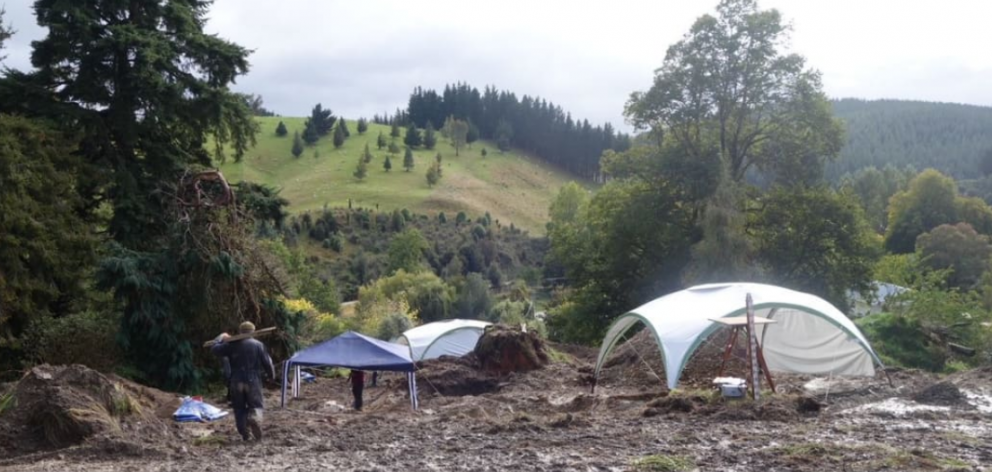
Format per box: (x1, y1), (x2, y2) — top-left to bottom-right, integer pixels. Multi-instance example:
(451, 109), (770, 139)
(379, 84), (633, 180)
(828, 98), (992, 181)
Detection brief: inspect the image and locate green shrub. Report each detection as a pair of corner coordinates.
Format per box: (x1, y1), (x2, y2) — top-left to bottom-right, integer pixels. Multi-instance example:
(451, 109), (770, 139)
(23, 311), (121, 372)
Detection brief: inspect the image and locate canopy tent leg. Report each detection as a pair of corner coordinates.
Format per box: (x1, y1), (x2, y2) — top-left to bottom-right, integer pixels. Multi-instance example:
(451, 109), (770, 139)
(406, 372), (419, 410)
(294, 366), (301, 399)
(280, 362), (291, 408)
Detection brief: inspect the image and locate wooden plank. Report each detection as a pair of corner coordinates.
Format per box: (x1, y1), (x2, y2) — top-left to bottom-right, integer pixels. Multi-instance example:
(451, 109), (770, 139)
(203, 327), (277, 348)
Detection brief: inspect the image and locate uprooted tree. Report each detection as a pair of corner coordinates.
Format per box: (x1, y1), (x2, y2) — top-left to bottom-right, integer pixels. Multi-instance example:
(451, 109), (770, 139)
(98, 170), (302, 391)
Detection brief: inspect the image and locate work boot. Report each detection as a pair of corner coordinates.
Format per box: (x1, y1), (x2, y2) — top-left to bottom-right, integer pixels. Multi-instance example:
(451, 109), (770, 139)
(247, 410), (263, 441)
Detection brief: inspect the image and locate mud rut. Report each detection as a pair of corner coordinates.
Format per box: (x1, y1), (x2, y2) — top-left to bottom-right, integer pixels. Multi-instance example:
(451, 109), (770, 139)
(2, 335), (991, 472)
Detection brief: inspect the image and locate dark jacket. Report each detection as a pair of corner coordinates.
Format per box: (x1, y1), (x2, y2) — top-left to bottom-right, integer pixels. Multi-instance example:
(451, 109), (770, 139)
(211, 338), (275, 382)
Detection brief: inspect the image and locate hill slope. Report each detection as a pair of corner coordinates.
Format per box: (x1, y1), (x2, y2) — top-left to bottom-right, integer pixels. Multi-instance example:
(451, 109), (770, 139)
(827, 99), (992, 180)
(219, 117), (583, 234)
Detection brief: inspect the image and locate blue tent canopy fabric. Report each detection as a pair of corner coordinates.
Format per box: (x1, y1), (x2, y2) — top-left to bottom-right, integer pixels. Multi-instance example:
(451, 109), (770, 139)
(290, 331), (416, 371)
(280, 331), (419, 409)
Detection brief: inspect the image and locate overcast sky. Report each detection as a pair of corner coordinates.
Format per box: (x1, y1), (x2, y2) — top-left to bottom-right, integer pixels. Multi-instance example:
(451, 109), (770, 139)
(3, 0), (991, 130)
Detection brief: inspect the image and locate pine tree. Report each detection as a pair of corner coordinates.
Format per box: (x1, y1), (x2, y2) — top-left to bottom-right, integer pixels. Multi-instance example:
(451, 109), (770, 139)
(481, 148), (488, 158)
(384, 155), (393, 172)
(467, 121), (480, 145)
(435, 152), (443, 176)
(362, 143), (373, 163)
(403, 147), (415, 172)
(338, 118), (351, 137)
(426, 162), (440, 187)
(423, 121), (437, 149)
(353, 153), (368, 180)
(357, 117), (368, 134)
(390, 122), (401, 138)
(404, 123), (422, 148)
(377, 131), (387, 150)
(333, 121), (346, 148)
(495, 119), (513, 152)
(276, 120), (288, 137)
(292, 131), (304, 157)
(388, 141), (400, 154)
(302, 122), (319, 145)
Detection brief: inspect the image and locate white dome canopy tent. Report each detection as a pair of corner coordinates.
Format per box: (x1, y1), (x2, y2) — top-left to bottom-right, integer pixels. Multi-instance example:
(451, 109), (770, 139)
(593, 283), (885, 391)
(395, 319), (492, 361)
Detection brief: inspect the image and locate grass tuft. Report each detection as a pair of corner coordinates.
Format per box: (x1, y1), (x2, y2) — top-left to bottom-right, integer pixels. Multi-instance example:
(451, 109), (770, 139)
(632, 454), (696, 472)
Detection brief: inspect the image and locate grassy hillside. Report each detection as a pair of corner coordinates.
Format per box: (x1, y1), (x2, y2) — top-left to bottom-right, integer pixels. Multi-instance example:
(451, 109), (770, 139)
(219, 117), (581, 234)
(828, 99), (992, 180)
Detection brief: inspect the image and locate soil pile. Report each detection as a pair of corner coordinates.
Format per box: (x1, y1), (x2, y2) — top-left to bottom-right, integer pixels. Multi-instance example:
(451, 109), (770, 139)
(474, 324), (549, 374)
(913, 381), (968, 406)
(415, 354), (500, 396)
(0, 364), (179, 457)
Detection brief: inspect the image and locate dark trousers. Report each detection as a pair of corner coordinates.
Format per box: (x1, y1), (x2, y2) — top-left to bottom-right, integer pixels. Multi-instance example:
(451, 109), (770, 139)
(352, 383), (364, 411)
(231, 379), (264, 439)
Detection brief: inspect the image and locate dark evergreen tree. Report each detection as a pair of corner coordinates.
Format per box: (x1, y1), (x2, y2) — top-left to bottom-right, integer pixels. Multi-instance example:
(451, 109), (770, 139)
(423, 121), (437, 150)
(338, 118), (351, 137)
(13, 0), (290, 390)
(302, 121), (319, 145)
(303, 104), (335, 143)
(495, 119), (513, 152)
(362, 143), (373, 163)
(390, 122), (401, 138)
(426, 161), (440, 187)
(435, 152), (443, 175)
(292, 131), (304, 157)
(354, 153), (368, 180)
(357, 117), (368, 134)
(481, 148), (488, 158)
(376, 131), (387, 150)
(276, 120), (288, 137)
(467, 121), (480, 145)
(404, 123), (422, 148)
(333, 120), (346, 148)
(403, 147), (415, 172)
(384, 155), (393, 172)
(388, 141), (401, 155)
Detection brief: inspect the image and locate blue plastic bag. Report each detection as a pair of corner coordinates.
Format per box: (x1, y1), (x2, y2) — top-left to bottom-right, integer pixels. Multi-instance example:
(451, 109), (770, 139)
(173, 397), (230, 422)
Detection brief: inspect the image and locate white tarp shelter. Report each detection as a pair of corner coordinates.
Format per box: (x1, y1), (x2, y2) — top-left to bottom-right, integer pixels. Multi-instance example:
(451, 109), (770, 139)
(594, 283), (883, 390)
(395, 319), (491, 361)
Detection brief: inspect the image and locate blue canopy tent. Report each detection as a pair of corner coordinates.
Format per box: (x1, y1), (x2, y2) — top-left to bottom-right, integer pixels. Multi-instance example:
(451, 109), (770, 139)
(280, 331), (418, 409)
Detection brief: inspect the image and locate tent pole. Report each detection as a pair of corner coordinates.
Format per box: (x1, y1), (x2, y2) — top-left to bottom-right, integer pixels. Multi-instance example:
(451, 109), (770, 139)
(280, 362), (290, 408)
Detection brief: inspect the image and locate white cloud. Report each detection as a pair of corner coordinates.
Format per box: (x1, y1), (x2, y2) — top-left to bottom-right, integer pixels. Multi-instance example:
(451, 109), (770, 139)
(3, 0), (991, 129)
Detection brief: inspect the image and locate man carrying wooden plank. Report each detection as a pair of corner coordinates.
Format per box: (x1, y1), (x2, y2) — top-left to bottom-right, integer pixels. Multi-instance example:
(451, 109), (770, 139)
(210, 321), (275, 441)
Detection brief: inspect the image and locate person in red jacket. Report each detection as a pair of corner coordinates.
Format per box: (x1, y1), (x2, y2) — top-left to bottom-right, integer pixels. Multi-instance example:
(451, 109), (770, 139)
(347, 369), (366, 411)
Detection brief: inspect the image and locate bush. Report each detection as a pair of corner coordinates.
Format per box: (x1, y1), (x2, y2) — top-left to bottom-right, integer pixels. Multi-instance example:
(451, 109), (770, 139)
(23, 311), (121, 372)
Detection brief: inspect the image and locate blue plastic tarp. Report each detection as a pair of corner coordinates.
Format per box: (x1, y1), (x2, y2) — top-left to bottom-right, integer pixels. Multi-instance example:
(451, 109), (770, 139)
(173, 397), (229, 422)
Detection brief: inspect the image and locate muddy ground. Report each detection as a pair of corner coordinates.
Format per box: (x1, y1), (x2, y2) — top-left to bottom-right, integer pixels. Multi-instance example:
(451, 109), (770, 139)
(1, 333), (990, 472)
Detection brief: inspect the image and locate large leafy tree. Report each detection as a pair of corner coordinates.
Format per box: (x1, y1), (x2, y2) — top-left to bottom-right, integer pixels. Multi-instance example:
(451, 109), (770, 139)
(885, 169), (960, 253)
(624, 0), (842, 185)
(916, 223), (992, 290)
(751, 186), (879, 309)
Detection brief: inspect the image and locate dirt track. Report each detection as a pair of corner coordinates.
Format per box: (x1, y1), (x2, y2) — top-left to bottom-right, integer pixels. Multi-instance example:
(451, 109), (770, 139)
(2, 341), (991, 472)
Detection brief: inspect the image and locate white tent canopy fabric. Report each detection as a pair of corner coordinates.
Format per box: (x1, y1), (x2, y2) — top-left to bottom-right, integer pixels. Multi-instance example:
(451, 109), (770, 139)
(396, 319), (492, 361)
(594, 283), (883, 390)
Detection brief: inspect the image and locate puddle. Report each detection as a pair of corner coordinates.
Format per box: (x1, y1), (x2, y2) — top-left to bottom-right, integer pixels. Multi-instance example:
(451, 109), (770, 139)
(844, 397), (949, 417)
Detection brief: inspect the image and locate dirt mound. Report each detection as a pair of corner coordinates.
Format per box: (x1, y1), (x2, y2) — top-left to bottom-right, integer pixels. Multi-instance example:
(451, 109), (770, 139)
(913, 381), (968, 406)
(415, 356), (500, 397)
(474, 324), (549, 375)
(0, 365), (178, 456)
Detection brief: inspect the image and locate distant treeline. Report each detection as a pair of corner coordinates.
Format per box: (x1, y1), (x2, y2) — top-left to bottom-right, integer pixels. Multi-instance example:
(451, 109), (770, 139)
(374, 83), (632, 179)
(828, 98), (992, 181)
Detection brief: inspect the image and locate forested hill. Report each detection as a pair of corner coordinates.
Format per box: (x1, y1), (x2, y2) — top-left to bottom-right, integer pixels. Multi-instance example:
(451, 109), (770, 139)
(827, 98), (992, 180)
